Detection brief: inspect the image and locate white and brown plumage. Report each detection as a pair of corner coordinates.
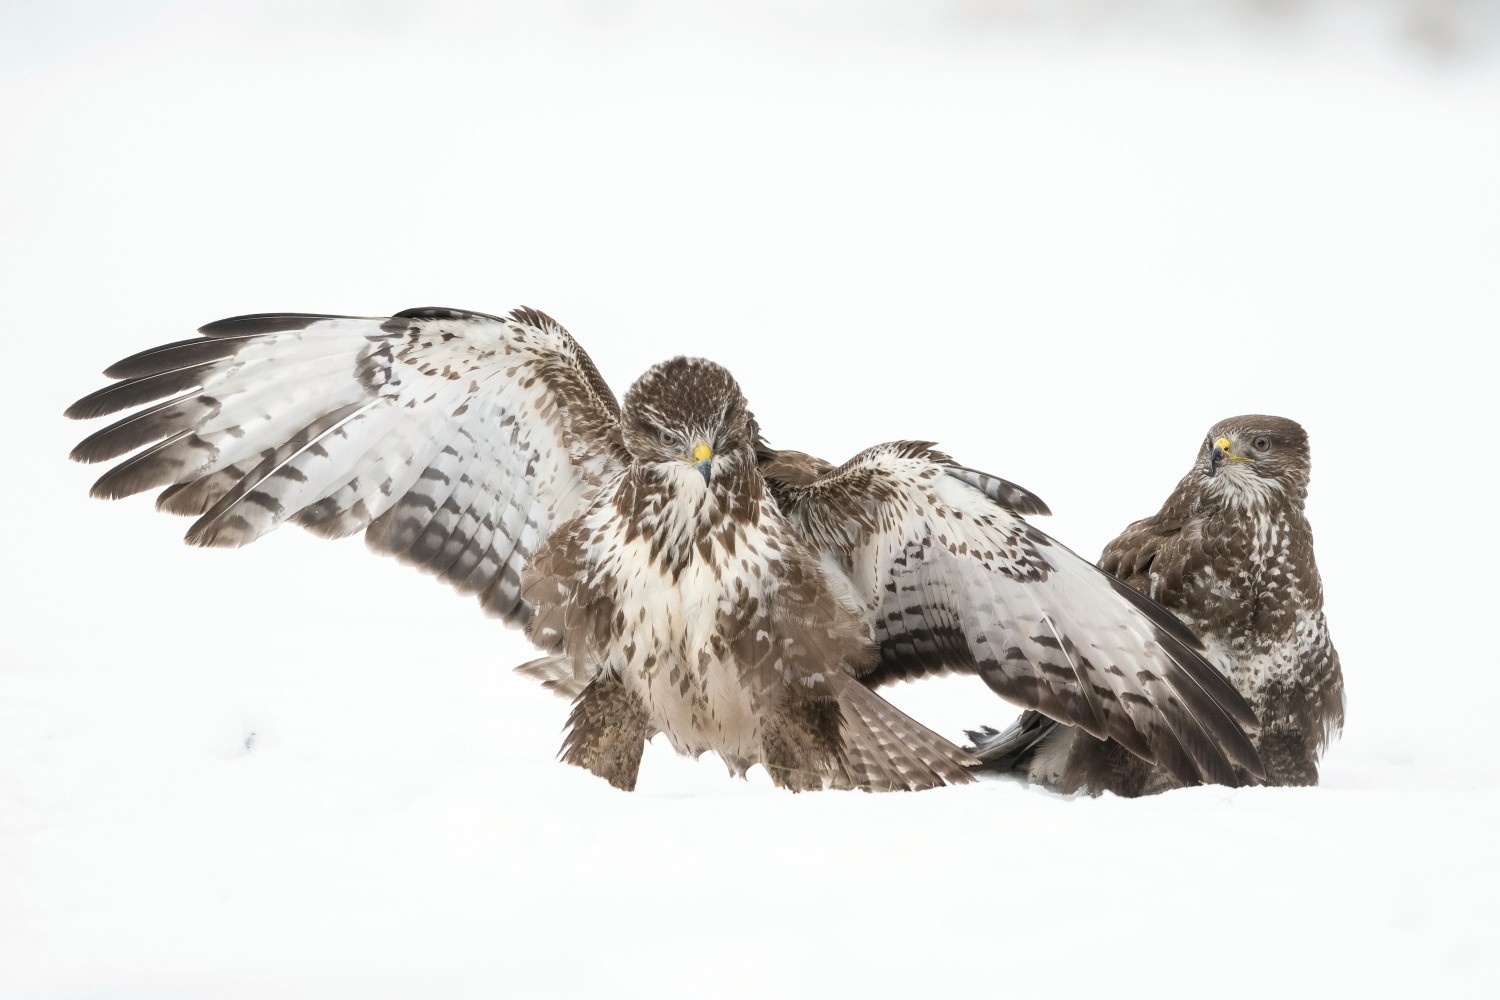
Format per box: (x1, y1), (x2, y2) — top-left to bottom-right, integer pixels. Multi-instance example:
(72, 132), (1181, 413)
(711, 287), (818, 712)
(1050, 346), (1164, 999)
(972, 415), (1344, 794)
(67, 305), (1264, 792)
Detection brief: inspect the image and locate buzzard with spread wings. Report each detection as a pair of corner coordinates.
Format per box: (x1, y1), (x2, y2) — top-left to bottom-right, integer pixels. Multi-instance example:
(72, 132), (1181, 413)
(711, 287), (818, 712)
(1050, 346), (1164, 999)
(68, 306), (1263, 791)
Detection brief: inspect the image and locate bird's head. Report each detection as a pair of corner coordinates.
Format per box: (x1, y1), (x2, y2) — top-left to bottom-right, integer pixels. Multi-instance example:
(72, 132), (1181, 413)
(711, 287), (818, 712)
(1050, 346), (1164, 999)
(1199, 414), (1311, 505)
(621, 357), (755, 489)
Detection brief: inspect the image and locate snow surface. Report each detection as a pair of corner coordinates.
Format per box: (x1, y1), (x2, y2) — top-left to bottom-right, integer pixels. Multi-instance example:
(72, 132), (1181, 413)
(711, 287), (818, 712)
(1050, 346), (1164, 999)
(2, 2), (1498, 996)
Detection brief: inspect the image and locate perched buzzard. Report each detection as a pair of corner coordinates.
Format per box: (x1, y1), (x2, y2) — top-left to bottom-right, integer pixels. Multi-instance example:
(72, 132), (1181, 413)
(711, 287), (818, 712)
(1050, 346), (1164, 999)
(971, 415), (1344, 794)
(67, 306), (1264, 792)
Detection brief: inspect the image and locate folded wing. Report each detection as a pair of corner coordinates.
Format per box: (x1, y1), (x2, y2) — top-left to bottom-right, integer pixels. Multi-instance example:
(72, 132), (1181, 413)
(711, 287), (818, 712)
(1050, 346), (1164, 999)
(772, 441), (1264, 786)
(67, 306), (628, 625)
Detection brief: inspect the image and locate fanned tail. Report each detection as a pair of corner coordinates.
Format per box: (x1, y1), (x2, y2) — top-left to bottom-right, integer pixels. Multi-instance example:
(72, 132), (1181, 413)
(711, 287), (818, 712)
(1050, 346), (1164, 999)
(837, 682), (977, 791)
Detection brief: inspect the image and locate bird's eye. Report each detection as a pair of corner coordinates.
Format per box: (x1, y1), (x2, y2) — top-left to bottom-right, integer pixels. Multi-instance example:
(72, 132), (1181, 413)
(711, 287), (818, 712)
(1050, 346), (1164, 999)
(658, 429), (677, 447)
(1254, 437), (1271, 451)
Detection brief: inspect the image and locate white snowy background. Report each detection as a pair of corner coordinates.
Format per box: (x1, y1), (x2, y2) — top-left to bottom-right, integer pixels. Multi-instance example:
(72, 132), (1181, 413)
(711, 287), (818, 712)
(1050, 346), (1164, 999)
(2, 1), (1497, 996)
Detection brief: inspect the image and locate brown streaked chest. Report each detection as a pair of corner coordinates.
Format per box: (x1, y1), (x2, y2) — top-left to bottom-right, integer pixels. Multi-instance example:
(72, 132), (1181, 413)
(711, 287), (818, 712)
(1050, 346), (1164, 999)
(1163, 504), (1301, 650)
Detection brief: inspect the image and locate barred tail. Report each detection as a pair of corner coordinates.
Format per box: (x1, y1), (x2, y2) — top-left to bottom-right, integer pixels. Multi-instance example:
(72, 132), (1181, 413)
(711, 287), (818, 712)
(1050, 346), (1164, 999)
(837, 682), (978, 791)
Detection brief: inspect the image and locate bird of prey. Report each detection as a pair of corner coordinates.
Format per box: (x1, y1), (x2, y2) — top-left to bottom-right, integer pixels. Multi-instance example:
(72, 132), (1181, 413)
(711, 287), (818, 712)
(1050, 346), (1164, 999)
(971, 415), (1344, 794)
(67, 305), (1263, 792)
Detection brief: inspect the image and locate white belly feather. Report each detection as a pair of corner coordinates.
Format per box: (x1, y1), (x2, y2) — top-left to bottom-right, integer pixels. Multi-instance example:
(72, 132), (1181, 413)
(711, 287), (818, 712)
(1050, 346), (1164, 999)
(595, 510), (782, 771)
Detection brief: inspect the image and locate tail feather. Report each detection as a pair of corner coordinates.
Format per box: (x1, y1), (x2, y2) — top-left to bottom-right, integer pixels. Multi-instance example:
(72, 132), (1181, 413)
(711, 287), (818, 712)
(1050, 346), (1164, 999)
(514, 654), (591, 700)
(837, 682), (977, 791)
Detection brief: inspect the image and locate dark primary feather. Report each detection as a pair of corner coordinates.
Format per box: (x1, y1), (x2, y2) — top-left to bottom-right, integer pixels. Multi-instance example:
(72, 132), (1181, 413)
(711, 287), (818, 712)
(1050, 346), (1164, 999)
(70, 391), (219, 464)
(87, 429), (219, 500)
(102, 336), (254, 380)
(197, 312), (349, 337)
(64, 362), (223, 421)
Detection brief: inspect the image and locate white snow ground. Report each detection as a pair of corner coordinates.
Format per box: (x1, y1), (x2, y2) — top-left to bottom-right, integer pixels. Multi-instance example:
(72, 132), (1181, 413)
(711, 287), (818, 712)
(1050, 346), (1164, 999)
(1, 2), (1498, 996)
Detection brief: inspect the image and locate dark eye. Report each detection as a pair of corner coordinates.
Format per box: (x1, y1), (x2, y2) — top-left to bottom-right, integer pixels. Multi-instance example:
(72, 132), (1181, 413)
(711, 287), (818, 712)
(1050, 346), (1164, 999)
(1254, 437), (1271, 451)
(658, 429), (677, 447)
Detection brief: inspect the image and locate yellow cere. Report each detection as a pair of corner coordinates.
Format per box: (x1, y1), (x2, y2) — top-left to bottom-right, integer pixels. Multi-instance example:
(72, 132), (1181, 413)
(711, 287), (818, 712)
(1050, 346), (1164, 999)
(693, 443), (713, 462)
(1216, 436), (1254, 463)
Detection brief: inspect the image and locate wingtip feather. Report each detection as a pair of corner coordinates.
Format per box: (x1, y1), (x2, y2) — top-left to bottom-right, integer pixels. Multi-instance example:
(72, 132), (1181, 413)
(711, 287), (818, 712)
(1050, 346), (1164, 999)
(196, 313), (345, 337)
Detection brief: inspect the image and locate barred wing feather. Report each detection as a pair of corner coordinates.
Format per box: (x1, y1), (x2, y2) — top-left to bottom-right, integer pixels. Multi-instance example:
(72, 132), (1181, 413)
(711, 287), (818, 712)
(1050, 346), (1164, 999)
(777, 442), (1264, 787)
(66, 306), (628, 625)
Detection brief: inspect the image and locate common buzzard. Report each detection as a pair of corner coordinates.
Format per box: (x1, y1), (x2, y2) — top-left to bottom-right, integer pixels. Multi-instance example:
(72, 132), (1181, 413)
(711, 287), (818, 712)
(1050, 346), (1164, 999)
(67, 306), (1264, 792)
(971, 415), (1343, 793)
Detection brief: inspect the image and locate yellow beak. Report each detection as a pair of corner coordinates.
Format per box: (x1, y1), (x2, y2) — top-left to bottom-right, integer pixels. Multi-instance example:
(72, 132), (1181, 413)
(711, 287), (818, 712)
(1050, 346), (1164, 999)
(1209, 436), (1253, 476)
(690, 443), (713, 485)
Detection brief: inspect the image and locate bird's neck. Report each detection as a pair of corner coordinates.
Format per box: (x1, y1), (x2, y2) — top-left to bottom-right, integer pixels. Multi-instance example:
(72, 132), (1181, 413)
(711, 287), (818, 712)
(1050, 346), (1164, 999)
(612, 453), (765, 577)
(1200, 468), (1288, 515)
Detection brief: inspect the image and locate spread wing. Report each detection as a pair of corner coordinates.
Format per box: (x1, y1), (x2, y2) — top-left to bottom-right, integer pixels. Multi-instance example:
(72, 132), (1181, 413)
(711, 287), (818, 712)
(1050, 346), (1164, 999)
(66, 306), (628, 625)
(774, 441), (1264, 787)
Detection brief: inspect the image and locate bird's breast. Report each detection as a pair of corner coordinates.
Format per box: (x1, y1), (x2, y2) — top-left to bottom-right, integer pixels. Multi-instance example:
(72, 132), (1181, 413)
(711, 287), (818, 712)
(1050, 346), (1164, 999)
(590, 505), (786, 762)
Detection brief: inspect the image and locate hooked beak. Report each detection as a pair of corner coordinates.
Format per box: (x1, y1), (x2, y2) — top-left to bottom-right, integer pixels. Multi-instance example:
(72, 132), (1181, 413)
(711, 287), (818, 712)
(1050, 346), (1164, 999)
(1209, 437), (1229, 476)
(1208, 436), (1253, 477)
(693, 442), (713, 486)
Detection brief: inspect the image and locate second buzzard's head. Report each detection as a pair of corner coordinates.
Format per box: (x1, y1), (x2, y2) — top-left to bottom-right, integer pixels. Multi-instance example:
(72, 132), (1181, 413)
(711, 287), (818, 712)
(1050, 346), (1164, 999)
(1199, 414), (1311, 504)
(622, 357), (755, 487)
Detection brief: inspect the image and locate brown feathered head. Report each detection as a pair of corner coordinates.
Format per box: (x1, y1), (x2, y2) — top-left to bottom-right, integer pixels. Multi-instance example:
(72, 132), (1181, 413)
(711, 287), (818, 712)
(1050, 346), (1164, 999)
(621, 357), (756, 485)
(1199, 414), (1312, 504)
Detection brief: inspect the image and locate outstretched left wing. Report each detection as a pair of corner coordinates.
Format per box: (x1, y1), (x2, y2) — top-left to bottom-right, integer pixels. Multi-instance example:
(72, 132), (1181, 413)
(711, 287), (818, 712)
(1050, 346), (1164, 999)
(66, 306), (628, 625)
(772, 441), (1263, 787)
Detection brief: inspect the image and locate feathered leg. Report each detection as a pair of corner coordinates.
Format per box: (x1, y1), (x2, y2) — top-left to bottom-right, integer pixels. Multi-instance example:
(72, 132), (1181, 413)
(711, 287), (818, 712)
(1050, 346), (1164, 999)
(759, 686), (847, 792)
(560, 673), (654, 791)
(1254, 726), (1319, 786)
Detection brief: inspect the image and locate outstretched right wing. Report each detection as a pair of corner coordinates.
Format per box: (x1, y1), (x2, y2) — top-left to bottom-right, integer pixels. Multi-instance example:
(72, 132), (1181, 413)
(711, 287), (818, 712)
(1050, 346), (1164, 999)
(775, 441), (1263, 788)
(66, 306), (628, 625)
